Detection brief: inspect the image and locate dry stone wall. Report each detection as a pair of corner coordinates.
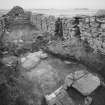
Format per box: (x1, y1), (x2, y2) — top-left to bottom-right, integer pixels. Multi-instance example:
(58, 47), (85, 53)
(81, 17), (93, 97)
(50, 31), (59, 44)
(31, 14), (105, 53)
(31, 14), (56, 35)
(0, 7), (105, 53)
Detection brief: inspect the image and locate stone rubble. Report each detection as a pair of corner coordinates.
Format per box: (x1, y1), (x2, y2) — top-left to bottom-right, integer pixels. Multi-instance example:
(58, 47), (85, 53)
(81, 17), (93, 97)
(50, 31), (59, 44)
(45, 70), (100, 105)
(45, 86), (75, 105)
(2, 56), (18, 67)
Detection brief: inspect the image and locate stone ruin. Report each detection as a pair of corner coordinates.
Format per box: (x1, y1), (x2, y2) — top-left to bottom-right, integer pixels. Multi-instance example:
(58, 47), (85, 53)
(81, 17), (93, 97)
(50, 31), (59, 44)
(45, 70), (102, 105)
(1, 6), (105, 54)
(0, 6), (31, 32)
(0, 6), (105, 105)
(31, 14), (105, 53)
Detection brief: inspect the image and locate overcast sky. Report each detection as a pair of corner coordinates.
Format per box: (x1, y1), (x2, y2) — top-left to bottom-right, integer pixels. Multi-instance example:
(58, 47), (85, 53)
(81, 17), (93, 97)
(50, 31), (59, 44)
(0, 0), (105, 9)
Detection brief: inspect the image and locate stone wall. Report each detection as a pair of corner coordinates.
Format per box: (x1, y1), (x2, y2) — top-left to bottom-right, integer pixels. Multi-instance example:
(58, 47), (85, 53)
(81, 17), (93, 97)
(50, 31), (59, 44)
(79, 16), (105, 53)
(31, 14), (105, 53)
(0, 7), (105, 53)
(31, 14), (56, 35)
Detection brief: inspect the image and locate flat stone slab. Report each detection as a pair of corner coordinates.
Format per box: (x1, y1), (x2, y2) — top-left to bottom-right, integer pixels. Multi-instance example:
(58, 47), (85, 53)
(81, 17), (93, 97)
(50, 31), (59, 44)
(21, 51), (47, 70)
(65, 70), (101, 96)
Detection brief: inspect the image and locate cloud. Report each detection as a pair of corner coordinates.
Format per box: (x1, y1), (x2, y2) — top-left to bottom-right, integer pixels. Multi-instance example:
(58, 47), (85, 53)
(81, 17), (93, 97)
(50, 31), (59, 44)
(0, 0), (105, 9)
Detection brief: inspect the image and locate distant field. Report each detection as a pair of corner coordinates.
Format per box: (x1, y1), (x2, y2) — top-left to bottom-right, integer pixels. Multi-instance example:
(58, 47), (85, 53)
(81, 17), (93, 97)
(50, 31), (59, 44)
(30, 9), (97, 17)
(0, 10), (8, 17)
(0, 9), (97, 17)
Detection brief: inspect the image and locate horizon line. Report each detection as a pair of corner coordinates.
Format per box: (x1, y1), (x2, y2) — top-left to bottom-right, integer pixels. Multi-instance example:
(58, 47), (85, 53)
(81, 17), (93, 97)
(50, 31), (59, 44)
(0, 7), (103, 10)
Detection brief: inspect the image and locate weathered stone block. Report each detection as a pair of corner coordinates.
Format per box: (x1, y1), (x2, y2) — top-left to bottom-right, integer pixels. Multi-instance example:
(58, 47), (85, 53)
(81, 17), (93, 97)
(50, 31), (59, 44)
(64, 70), (101, 96)
(68, 70), (101, 96)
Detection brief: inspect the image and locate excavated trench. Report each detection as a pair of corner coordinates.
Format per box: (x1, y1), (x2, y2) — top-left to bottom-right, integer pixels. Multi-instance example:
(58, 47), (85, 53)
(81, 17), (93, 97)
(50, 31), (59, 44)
(19, 52), (86, 104)
(1, 50), (105, 105)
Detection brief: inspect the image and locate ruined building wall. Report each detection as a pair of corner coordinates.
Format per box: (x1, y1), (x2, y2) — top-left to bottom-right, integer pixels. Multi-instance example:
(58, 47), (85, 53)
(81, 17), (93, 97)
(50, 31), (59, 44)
(31, 14), (56, 35)
(0, 18), (5, 37)
(0, 9), (105, 53)
(31, 14), (105, 52)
